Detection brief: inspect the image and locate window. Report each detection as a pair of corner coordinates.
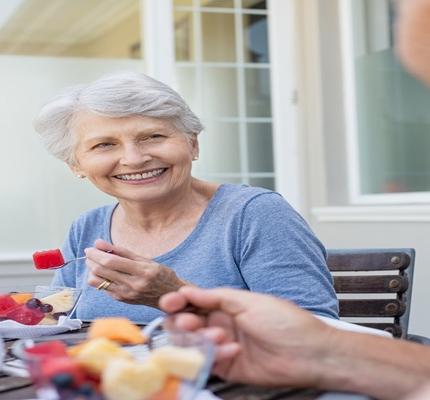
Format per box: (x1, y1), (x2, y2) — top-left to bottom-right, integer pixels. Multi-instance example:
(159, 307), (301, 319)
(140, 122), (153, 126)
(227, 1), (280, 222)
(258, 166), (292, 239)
(341, 0), (430, 204)
(0, 0), (144, 255)
(173, 0), (274, 189)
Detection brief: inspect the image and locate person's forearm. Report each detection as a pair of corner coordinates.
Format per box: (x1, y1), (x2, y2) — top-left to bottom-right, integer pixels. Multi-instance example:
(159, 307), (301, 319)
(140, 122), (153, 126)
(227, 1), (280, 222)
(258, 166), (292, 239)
(314, 330), (430, 399)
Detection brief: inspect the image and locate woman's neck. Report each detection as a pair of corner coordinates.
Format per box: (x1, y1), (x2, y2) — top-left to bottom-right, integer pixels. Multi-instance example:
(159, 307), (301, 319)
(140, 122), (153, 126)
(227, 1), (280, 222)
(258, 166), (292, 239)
(115, 179), (219, 233)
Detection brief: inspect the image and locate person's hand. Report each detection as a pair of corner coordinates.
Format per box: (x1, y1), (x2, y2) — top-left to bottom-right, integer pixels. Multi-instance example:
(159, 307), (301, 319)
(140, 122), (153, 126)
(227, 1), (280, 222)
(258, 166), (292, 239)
(85, 239), (187, 308)
(159, 286), (338, 387)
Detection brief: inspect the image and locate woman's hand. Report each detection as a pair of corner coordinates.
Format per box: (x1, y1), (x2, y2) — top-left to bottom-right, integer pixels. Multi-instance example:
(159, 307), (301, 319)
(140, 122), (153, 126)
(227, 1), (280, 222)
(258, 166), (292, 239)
(85, 239), (187, 308)
(159, 286), (337, 387)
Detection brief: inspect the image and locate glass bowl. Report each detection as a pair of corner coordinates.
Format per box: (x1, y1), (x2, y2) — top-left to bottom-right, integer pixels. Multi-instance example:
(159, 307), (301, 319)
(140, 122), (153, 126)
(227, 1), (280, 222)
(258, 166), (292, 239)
(12, 328), (215, 400)
(0, 285), (81, 326)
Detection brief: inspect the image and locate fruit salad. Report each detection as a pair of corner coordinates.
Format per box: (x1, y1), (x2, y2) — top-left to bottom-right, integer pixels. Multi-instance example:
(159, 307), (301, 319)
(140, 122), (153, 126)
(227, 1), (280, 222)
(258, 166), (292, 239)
(16, 317), (213, 400)
(0, 288), (80, 326)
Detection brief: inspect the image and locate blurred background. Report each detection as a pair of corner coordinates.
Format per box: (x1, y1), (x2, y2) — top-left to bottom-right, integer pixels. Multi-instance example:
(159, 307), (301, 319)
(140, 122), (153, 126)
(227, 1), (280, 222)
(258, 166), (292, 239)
(1, 0), (430, 336)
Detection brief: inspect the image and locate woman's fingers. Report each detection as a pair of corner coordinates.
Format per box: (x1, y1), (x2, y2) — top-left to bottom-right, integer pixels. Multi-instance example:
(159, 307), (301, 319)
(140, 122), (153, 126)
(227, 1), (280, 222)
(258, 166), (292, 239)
(94, 238), (148, 262)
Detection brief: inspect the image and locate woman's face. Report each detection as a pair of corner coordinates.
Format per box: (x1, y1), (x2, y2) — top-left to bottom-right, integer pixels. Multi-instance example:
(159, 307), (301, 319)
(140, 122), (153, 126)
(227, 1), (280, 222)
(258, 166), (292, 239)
(70, 112), (199, 203)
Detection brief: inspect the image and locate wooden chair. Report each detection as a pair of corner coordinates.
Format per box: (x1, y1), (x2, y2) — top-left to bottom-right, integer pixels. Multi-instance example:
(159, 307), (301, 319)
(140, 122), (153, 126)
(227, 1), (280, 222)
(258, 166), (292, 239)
(327, 248), (428, 342)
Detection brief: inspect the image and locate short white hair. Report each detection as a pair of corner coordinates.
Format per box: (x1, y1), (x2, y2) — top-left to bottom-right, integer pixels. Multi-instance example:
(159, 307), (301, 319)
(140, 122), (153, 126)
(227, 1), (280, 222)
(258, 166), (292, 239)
(34, 71), (204, 164)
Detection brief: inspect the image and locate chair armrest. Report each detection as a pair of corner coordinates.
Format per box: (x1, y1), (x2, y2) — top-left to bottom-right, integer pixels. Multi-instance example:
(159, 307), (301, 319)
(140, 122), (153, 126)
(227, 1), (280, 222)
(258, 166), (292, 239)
(407, 333), (430, 345)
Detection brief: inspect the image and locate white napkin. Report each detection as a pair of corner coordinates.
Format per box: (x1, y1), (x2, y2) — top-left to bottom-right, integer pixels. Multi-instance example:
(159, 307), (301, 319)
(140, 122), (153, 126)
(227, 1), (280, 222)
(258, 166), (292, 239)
(0, 316), (82, 339)
(317, 316), (393, 338)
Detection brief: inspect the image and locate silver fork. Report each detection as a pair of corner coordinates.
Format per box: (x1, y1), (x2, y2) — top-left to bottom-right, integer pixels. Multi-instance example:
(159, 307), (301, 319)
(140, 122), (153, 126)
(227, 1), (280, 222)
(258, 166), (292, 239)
(51, 249), (114, 269)
(49, 255), (87, 269)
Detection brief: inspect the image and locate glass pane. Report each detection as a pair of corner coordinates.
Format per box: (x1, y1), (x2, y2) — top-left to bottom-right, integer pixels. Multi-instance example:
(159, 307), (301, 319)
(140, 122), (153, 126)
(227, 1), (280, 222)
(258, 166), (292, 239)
(197, 121), (241, 173)
(202, 12), (236, 62)
(0, 0), (142, 59)
(202, 67), (238, 117)
(176, 67), (199, 113)
(175, 11), (194, 61)
(247, 123), (274, 172)
(352, 0), (430, 194)
(249, 177), (275, 190)
(242, 0), (267, 9)
(243, 14), (269, 63)
(201, 0), (234, 7)
(245, 68), (271, 117)
(175, 0), (194, 5)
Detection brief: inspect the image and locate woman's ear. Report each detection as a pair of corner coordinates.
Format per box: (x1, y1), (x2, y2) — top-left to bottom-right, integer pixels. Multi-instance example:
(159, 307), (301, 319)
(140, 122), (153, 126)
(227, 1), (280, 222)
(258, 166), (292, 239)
(68, 163), (86, 179)
(190, 135), (199, 160)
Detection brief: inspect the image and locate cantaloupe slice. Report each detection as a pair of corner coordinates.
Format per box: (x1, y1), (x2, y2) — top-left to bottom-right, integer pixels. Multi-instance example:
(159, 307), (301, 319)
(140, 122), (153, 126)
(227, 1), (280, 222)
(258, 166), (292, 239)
(10, 293), (32, 304)
(88, 317), (146, 345)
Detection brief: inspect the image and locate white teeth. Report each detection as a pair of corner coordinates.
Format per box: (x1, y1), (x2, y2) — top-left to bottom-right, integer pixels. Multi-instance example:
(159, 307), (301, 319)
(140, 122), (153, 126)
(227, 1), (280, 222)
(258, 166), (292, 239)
(117, 168), (165, 181)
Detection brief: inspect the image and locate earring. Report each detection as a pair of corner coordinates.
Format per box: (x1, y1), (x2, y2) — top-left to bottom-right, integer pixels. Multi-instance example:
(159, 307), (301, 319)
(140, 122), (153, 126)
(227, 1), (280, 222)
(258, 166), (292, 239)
(192, 156), (199, 161)
(76, 174), (85, 179)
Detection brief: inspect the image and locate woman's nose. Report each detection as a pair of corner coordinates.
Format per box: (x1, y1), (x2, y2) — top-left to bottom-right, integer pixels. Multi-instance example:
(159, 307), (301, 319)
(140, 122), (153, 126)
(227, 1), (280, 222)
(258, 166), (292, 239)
(119, 143), (151, 166)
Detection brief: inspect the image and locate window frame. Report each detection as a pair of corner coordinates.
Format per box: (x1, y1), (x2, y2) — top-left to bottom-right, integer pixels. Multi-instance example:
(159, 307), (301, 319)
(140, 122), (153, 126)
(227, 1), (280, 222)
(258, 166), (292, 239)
(340, 0), (430, 205)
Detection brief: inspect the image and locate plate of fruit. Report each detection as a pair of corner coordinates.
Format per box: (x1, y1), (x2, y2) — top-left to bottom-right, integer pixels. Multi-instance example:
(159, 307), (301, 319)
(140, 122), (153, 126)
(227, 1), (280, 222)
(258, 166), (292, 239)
(0, 286), (82, 338)
(12, 317), (215, 400)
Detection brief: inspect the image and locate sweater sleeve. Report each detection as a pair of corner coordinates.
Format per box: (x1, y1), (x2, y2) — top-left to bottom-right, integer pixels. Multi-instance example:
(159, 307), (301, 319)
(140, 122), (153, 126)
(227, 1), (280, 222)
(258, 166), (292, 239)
(237, 192), (339, 319)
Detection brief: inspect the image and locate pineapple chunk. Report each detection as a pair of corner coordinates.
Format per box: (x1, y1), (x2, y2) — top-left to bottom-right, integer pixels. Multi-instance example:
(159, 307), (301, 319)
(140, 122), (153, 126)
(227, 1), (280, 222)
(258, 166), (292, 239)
(41, 289), (74, 313)
(102, 358), (166, 400)
(75, 337), (132, 375)
(149, 346), (205, 380)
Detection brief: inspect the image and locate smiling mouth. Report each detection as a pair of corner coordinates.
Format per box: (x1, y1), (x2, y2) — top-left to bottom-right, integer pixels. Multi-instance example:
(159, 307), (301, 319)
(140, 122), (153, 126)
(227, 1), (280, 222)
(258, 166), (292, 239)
(114, 168), (167, 181)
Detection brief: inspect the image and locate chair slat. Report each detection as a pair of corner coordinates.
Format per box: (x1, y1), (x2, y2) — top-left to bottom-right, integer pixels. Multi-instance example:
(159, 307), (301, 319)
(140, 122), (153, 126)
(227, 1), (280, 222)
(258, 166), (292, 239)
(327, 251), (411, 272)
(354, 322), (403, 337)
(339, 299), (406, 317)
(334, 275), (408, 294)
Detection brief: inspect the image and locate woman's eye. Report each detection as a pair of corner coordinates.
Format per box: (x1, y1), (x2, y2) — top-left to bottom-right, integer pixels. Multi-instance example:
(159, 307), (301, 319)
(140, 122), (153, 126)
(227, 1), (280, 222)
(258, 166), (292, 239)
(150, 134), (164, 139)
(93, 143), (114, 149)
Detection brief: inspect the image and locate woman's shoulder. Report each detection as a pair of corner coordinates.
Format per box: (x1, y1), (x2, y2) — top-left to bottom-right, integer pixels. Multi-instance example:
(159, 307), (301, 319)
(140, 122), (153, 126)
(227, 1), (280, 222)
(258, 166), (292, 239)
(217, 183), (283, 207)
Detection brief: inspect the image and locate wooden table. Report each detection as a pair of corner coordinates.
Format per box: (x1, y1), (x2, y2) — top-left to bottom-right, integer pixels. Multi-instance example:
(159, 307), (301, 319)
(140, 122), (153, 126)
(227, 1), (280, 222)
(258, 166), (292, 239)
(0, 329), (371, 400)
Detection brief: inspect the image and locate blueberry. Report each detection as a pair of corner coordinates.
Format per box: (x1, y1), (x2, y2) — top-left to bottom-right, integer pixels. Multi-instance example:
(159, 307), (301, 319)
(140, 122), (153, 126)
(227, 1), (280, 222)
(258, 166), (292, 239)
(77, 383), (93, 396)
(26, 298), (42, 309)
(40, 303), (53, 313)
(52, 312), (68, 320)
(50, 372), (74, 388)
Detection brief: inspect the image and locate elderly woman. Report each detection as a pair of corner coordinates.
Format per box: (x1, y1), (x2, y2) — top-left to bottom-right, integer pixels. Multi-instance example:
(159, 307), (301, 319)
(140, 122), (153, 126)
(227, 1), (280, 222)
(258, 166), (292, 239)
(34, 71), (338, 323)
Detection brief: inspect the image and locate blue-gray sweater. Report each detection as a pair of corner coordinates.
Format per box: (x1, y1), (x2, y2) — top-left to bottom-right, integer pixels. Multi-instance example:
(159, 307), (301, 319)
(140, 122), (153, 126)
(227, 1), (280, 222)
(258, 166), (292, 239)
(52, 184), (339, 322)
